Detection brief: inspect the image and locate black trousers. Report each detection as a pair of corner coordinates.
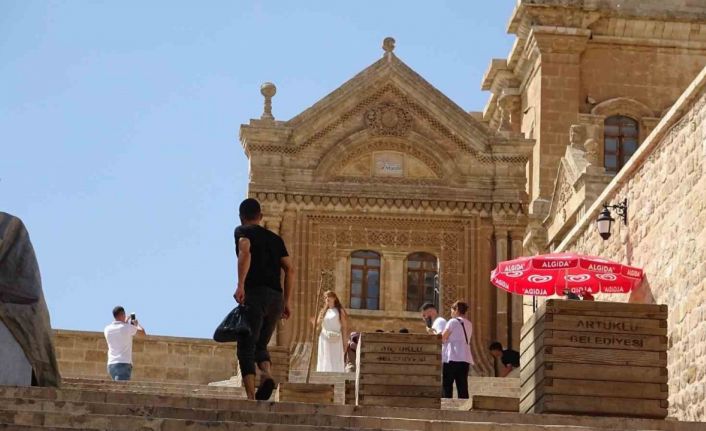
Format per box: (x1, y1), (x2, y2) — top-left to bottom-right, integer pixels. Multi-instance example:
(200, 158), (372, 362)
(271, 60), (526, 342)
(236, 287), (283, 377)
(442, 361), (470, 399)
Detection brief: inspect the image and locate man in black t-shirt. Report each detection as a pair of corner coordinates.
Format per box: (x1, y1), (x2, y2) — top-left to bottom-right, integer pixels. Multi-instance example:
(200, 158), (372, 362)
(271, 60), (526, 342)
(489, 341), (520, 378)
(234, 198), (295, 400)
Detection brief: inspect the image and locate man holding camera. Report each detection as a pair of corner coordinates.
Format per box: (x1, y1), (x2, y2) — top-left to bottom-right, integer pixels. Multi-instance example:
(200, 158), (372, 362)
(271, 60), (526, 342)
(104, 306), (146, 381)
(420, 302), (446, 335)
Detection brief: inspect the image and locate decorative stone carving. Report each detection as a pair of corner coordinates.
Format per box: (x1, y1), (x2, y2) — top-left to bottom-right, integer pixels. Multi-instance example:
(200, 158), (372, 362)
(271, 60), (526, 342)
(260, 82), (276, 120)
(569, 124), (586, 149)
(584, 137), (600, 165)
(365, 102), (413, 136)
(382, 37), (395, 54)
(497, 91), (521, 134)
(0, 212), (61, 387)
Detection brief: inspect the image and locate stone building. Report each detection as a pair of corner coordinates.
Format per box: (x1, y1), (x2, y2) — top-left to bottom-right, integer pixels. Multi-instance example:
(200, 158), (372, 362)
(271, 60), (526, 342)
(240, 40), (533, 375)
(239, 0), (706, 388)
(477, 0), (706, 420)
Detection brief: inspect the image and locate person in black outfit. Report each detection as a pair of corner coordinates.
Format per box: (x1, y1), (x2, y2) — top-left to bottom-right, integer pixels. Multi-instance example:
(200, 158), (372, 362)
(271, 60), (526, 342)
(234, 198), (295, 400)
(488, 341), (520, 377)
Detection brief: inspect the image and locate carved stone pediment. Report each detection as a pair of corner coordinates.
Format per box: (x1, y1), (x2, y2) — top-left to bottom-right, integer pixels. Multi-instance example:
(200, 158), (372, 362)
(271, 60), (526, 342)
(240, 44), (534, 204)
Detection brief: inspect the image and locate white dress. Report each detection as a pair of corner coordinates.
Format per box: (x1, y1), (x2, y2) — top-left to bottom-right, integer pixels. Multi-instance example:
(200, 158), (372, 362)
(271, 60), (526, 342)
(316, 308), (345, 372)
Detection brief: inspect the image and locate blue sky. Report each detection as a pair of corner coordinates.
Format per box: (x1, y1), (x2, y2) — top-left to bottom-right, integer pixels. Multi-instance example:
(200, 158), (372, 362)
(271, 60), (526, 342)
(1, 1), (516, 338)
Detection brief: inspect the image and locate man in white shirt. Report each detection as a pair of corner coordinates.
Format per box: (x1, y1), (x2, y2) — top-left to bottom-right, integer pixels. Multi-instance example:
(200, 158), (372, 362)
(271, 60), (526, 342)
(420, 302), (446, 334)
(104, 306), (146, 381)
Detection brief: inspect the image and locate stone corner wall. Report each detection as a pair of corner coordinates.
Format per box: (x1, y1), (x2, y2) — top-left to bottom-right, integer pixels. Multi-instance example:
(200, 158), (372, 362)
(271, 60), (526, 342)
(555, 66), (706, 421)
(53, 329), (236, 384)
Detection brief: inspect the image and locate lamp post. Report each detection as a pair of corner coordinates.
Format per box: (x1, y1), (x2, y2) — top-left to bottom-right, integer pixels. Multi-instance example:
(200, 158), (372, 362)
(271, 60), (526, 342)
(596, 198), (628, 240)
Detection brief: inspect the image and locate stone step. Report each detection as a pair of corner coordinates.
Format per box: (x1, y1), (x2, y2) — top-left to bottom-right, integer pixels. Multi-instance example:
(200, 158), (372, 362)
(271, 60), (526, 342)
(0, 409), (390, 431)
(0, 395), (657, 431)
(64, 377), (246, 394)
(472, 396), (520, 412)
(1, 386), (702, 431)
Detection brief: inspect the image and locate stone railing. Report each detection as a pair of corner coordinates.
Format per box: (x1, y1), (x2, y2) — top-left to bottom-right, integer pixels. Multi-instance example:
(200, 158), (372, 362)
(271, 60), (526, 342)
(53, 329), (236, 384)
(554, 65), (706, 421)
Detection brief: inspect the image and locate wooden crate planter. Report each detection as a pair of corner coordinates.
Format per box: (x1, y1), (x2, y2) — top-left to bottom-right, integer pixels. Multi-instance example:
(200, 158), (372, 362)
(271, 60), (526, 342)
(520, 300), (668, 418)
(356, 332), (442, 409)
(276, 382), (335, 404)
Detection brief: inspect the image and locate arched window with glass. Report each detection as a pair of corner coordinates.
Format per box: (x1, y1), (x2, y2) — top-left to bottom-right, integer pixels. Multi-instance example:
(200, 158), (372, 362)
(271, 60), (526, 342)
(406, 252), (438, 312)
(604, 115), (639, 174)
(350, 250), (381, 310)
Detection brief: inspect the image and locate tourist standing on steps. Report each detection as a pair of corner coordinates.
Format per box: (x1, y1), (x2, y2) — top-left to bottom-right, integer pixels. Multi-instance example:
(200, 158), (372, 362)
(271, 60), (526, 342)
(234, 198), (295, 401)
(441, 301), (474, 399)
(314, 290), (348, 372)
(104, 306), (146, 381)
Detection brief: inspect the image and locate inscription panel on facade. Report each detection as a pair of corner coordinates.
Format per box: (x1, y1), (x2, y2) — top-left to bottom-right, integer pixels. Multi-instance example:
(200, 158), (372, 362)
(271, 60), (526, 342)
(373, 151), (404, 177)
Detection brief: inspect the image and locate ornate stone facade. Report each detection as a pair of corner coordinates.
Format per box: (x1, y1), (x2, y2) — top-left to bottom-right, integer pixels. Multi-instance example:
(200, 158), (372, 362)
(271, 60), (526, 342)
(480, 0), (706, 260)
(240, 40), (532, 376)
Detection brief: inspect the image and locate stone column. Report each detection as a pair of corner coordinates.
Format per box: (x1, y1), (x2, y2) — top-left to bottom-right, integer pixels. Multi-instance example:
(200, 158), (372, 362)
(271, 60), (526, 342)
(276, 210), (296, 348)
(383, 251), (408, 312)
(528, 27), (590, 219)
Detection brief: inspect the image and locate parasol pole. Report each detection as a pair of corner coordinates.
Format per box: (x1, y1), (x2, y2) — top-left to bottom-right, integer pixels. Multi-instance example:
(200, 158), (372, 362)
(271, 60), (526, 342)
(306, 270), (328, 383)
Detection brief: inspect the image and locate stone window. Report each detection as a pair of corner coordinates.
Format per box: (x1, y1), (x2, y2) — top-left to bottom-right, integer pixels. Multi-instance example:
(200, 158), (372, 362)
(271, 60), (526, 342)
(350, 250), (381, 310)
(604, 115), (639, 174)
(405, 252), (438, 312)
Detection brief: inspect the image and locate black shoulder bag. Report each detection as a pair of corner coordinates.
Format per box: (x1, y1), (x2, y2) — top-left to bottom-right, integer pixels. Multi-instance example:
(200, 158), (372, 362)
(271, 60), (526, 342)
(213, 305), (251, 342)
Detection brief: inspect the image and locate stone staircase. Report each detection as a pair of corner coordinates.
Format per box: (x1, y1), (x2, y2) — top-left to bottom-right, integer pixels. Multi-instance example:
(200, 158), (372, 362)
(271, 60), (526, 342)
(0, 378), (703, 430)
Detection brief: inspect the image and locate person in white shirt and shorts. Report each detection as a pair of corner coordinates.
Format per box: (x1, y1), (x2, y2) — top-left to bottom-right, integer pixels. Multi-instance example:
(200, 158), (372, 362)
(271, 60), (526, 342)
(104, 306), (146, 381)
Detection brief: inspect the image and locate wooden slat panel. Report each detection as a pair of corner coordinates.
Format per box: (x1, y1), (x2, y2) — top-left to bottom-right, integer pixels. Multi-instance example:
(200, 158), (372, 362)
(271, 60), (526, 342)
(360, 342), (440, 354)
(543, 314), (667, 336)
(359, 374), (440, 386)
(524, 394), (668, 418)
(542, 362), (668, 384)
(359, 332), (441, 344)
(359, 384), (440, 398)
(358, 395), (440, 408)
(523, 330), (667, 355)
(358, 363), (441, 376)
(524, 378), (667, 401)
(544, 300), (668, 320)
(540, 346), (667, 367)
(359, 352), (440, 366)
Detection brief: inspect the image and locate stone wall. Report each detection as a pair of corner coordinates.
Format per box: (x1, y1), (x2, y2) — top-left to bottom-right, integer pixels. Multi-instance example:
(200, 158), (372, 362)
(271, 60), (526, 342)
(555, 66), (706, 421)
(53, 329), (236, 384)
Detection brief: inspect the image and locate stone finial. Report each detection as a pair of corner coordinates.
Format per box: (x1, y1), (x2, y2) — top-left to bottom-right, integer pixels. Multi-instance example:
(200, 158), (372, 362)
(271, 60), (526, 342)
(382, 37), (396, 55)
(260, 82), (277, 120)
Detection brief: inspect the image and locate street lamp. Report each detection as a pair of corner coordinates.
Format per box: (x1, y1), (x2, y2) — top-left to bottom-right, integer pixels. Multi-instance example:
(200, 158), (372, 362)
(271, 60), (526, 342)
(596, 198), (628, 240)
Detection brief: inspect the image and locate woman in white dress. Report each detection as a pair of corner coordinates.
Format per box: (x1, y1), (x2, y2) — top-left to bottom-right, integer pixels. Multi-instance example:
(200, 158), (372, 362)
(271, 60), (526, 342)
(315, 290), (348, 372)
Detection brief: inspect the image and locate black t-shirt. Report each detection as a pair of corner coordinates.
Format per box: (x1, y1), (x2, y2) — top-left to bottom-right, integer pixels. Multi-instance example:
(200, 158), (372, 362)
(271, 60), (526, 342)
(501, 349), (520, 368)
(234, 224), (288, 292)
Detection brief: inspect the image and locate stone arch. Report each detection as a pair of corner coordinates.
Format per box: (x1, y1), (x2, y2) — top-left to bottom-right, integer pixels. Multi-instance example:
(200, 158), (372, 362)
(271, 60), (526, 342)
(591, 97), (655, 119)
(314, 129), (458, 182)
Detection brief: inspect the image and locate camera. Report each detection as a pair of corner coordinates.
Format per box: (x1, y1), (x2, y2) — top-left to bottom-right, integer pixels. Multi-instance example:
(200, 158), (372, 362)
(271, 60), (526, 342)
(129, 313), (136, 323)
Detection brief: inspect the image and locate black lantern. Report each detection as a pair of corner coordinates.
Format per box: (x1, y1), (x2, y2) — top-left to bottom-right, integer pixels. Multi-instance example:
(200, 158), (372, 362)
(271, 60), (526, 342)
(596, 198), (628, 240)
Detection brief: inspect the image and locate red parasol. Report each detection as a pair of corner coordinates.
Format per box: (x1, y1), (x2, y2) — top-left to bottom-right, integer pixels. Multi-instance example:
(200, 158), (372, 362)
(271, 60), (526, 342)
(490, 252), (644, 296)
